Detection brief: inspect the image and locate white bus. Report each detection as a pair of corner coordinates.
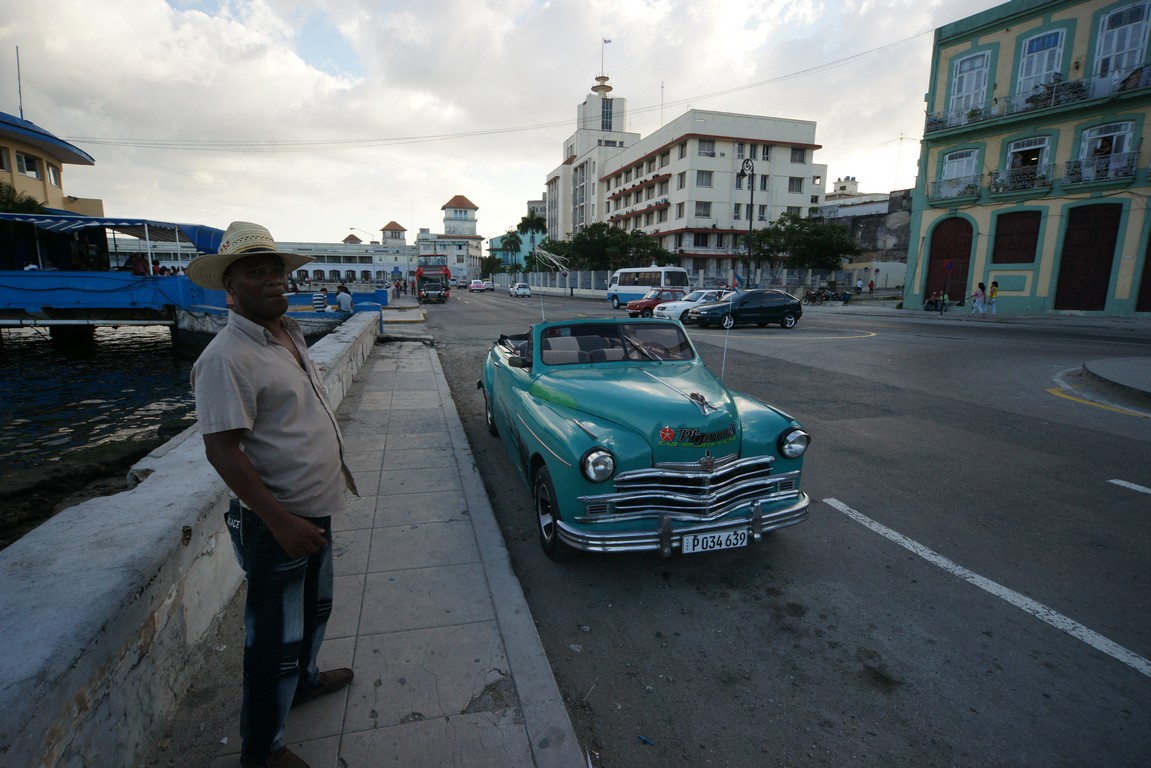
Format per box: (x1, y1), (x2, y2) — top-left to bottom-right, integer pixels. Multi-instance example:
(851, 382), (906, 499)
(606, 265), (691, 308)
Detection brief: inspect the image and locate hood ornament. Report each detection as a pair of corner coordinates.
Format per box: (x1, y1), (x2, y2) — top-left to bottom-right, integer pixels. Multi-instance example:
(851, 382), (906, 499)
(698, 450), (715, 471)
(642, 371), (719, 416)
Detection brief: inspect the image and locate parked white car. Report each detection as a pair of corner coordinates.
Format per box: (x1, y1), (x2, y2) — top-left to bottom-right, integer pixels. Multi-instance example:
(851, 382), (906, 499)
(509, 282), (532, 298)
(652, 289), (734, 324)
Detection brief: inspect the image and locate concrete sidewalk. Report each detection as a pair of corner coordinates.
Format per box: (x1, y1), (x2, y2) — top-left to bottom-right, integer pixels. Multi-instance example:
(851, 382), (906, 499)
(201, 300), (584, 767)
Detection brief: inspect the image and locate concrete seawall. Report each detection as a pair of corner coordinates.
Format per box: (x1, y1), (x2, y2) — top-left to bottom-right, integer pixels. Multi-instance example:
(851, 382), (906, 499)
(0, 312), (380, 767)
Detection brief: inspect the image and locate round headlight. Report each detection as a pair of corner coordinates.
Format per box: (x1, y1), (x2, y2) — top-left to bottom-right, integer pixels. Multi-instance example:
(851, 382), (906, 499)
(779, 428), (810, 459)
(581, 448), (616, 482)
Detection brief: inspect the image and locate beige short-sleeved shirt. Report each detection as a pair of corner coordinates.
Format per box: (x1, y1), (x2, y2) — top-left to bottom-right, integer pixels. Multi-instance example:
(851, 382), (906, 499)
(191, 312), (356, 517)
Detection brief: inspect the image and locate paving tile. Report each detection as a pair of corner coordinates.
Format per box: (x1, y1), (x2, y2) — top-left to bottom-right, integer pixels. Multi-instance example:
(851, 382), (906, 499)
(374, 491), (470, 526)
(358, 563), (492, 635)
(343, 621), (514, 729)
(367, 520), (479, 572)
(327, 573), (365, 640)
(338, 712), (532, 768)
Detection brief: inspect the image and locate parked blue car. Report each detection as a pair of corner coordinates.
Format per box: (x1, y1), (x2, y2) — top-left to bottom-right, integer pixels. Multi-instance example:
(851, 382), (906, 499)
(478, 317), (811, 561)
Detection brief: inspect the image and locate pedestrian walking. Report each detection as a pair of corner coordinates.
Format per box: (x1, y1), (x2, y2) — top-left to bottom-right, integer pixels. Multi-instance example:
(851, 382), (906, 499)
(188, 221), (358, 768)
(856, 278), (863, 295)
(988, 280), (999, 317)
(969, 282), (987, 317)
(868, 279), (875, 295)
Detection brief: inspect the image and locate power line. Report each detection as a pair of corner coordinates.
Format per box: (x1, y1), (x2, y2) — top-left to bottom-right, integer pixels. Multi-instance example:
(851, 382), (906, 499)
(62, 28), (932, 154)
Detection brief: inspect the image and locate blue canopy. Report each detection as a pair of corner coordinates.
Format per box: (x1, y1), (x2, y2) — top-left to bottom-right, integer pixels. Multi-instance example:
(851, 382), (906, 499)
(0, 212), (224, 253)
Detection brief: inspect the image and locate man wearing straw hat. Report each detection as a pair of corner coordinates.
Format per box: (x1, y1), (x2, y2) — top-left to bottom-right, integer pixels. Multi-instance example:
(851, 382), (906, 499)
(189, 221), (357, 768)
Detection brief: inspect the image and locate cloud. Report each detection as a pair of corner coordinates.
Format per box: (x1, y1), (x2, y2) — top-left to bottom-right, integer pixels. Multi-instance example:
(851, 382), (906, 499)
(1, 0), (1003, 242)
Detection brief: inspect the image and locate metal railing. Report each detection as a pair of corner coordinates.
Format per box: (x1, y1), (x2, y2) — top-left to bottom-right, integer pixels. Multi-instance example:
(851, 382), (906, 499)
(924, 67), (1151, 134)
(1063, 151), (1140, 185)
(927, 173), (983, 200)
(990, 163), (1055, 193)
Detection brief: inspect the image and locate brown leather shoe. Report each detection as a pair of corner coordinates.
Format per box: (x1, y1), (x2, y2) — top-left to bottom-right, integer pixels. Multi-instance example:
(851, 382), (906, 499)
(239, 746), (310, 768)
(292, 667), (354, 707)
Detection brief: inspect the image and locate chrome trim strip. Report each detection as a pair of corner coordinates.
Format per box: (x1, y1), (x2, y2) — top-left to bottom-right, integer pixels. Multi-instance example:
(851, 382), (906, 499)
(515, 413), (573, 468)
(556, 493), (810, 556)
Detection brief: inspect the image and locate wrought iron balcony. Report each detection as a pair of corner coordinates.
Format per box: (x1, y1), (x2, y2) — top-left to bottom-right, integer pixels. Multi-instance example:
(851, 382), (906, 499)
(927, 174), (982, 201)
(990, 163), (1055, 193)
(1063, 151), (1140, 185)
(924, 66), (1151, 134)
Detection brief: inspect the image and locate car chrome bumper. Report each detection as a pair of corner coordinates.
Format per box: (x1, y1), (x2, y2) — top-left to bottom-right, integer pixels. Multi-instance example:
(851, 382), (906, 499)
(555, 493), (809, 558)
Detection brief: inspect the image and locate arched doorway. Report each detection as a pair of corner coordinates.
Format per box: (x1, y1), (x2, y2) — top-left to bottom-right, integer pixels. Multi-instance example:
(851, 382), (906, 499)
(924, 217), (973, 300)
(1055, 204), (1122, 311)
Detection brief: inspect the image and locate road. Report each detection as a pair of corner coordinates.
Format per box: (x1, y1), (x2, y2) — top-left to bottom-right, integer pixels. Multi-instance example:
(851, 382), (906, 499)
(428, 291), (1151, 768)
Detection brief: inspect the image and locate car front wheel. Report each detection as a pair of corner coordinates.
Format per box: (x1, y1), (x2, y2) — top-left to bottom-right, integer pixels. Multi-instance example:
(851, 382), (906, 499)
(679, 310), (691, 323)
(781, 312), (798, 329)
(721, 314), (735, 330)
(611, 296), (621, 309)
(534, 465), (578, 562)
(640, 308), (653, 318)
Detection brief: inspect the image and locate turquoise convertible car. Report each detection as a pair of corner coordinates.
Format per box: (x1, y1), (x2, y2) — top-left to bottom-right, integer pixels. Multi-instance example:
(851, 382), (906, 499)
(478, 317), (811, 561)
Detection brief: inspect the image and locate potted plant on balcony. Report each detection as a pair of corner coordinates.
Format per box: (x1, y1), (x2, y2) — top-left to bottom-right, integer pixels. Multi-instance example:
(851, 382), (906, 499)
(966, 107), (986, 122)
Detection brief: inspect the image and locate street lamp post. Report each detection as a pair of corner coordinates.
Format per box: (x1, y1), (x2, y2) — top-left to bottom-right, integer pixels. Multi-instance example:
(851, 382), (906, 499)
(736, 159), (754, 287)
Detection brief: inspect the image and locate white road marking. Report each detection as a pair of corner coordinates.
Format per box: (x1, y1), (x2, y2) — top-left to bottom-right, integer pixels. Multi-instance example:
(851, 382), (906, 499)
(823, 497), (1151, 679)
(1108, 479), (1151, 495)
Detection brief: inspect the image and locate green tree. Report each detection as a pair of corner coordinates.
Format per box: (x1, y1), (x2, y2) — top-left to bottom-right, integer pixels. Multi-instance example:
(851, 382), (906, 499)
(499, 230), (523, 275)
(501, 229), (522, 256)
(517, 211), (547, 268)
(749, 213), (859, 281)
(479, 255), (505, 278)
(565, 223), (674, 271)
(517, 211), (547, 239)
(0, 181), (46, 213)
(0, 182), (47, 265)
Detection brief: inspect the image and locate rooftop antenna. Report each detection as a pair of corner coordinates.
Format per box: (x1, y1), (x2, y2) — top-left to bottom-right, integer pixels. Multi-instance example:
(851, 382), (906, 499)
(16, 46), (24, 119)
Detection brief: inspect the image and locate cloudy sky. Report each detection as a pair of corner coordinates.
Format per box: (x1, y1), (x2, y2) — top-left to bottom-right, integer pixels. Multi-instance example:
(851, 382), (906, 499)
(3, 0), (1005, 245)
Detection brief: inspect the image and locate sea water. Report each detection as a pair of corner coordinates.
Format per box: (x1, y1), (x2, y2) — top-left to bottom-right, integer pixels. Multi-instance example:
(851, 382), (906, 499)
(0, 326), (195, 469)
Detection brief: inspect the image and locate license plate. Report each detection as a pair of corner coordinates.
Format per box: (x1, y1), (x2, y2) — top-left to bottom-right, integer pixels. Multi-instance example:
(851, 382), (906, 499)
(681, 529), (748, 554)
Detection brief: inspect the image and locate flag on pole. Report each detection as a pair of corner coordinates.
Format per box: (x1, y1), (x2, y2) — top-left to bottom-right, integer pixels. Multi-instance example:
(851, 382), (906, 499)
(603, 38), (612, 43)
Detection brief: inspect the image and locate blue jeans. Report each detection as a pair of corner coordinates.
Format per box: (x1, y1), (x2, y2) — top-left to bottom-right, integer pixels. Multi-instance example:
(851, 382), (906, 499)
(225, 501), (333, 759)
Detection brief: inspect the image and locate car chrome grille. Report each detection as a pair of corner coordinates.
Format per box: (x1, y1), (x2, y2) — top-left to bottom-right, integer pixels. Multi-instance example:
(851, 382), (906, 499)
(577, 454), (801, 521)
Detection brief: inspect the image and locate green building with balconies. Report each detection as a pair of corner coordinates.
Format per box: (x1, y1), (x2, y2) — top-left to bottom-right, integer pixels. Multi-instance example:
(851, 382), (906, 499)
(906, 0), (1151, 316)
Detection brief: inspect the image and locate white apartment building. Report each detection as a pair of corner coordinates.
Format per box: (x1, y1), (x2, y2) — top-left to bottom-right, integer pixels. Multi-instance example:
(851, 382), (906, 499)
(546, 77), (828, 281)
(545, 76), (641, 240)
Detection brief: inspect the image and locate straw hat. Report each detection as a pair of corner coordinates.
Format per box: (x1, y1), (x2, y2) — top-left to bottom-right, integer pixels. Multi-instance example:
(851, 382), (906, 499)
(186, 221), (314, 290)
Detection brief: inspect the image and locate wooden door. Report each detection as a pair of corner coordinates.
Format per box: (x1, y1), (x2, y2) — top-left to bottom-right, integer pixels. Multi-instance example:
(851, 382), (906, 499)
(1054, 204), (1121, 311)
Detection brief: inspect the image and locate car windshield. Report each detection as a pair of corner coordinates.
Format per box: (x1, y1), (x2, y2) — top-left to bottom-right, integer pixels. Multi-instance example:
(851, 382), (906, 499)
(682, 290), (706, 302)
(539, 323), (694, 365)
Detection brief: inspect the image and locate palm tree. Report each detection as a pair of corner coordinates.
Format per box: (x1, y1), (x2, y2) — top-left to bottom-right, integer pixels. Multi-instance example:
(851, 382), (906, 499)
(517, 211), (547, 259)
(0, 181), (46, 214)
(0, 182), (47, 268)
(499, 229), (522, 275)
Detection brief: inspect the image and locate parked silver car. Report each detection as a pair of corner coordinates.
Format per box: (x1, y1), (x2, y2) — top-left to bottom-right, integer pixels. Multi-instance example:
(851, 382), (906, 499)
(652, 289), (733, 323)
